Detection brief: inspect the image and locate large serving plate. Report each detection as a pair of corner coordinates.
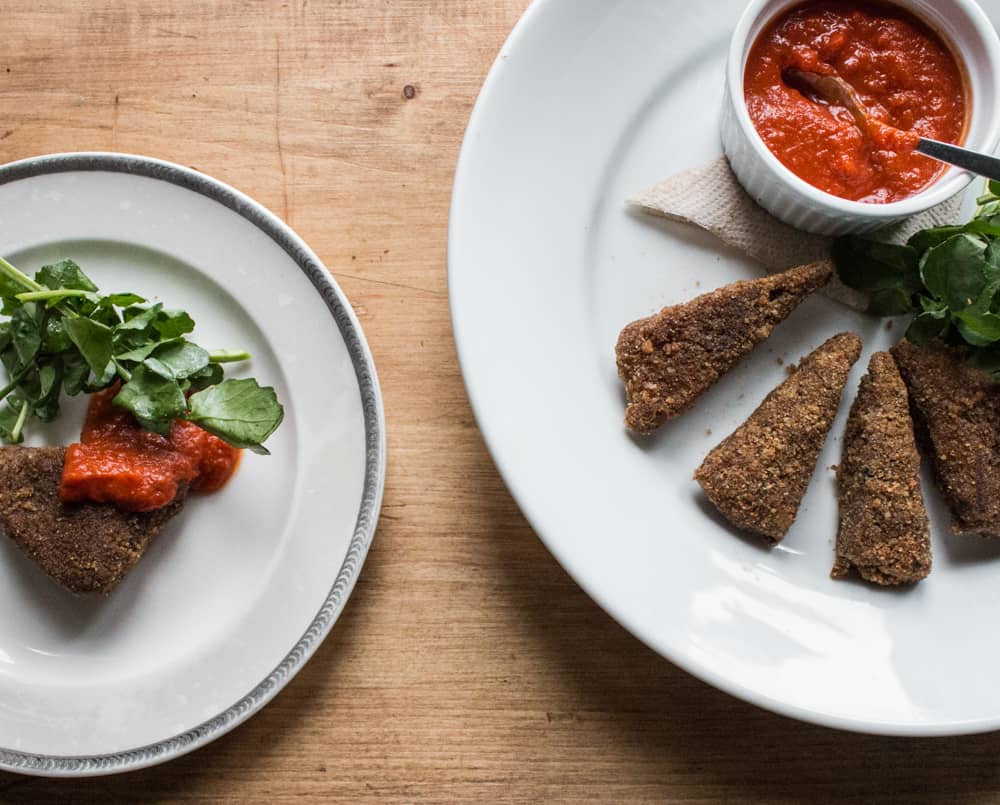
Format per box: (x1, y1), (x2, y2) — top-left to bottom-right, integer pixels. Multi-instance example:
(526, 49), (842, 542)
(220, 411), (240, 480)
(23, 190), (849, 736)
(0, 153), (384, 774)
(449, 0), (1000, 735)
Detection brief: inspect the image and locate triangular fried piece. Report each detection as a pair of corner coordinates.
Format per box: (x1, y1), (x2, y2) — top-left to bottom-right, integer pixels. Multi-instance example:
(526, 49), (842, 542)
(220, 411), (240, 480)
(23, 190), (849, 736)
(0, 447), (186, 594)
(832, 352), (931, 585)
(695, 332), (861, 542)
(616, 261), (832, 433)
(891, 339), (1000, 537)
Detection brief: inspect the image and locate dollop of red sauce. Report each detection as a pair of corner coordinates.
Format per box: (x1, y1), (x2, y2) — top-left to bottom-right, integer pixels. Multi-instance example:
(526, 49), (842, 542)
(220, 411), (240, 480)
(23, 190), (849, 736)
(60, 386), (242, 512)
(744, 0), (968, 203)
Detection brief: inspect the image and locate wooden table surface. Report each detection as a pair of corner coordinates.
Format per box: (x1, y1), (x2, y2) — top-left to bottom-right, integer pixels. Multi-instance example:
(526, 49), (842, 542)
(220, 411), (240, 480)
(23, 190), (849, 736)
(3, 2), (1000, 802)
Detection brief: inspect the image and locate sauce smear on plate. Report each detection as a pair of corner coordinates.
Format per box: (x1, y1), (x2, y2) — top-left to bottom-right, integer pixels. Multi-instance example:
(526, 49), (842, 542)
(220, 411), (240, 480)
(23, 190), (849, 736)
(744, 0), (967, 203)
(60, 386), (241, 512)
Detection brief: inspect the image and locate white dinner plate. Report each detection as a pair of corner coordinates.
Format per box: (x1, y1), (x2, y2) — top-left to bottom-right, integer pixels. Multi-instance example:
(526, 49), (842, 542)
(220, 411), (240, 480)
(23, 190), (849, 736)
(0, 153), (385, 774)
(449, 0), (1000, 735)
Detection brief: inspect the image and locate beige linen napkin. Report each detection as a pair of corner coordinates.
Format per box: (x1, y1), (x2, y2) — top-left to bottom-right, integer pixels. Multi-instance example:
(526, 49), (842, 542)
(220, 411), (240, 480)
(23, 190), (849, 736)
(627, 156), (966, 310)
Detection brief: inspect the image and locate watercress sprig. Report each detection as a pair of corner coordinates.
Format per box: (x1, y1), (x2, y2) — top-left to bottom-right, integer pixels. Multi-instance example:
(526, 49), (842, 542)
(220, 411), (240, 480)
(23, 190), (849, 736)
(832, 180), (1000, 378)
(0, 256), (283, 453)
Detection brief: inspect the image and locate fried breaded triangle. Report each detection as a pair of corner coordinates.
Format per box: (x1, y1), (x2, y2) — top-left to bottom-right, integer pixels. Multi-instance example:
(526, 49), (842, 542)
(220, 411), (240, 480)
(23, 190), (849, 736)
(695, 332), (861, 543)
(832, 352), (931, 585)
(0, 446), (185, 594)
(616, 261), (832, 434)
(891, 339), (1000, 538)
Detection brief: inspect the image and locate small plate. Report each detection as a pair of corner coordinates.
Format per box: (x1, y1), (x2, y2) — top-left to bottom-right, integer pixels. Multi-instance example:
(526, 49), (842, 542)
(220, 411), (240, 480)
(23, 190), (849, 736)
(0, 153), (385, 774)
(450, 0), (1000, 735)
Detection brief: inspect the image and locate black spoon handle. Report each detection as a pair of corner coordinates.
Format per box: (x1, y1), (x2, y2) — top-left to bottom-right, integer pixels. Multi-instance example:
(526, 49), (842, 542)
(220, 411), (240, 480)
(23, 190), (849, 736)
(916, 138), (1000, 183)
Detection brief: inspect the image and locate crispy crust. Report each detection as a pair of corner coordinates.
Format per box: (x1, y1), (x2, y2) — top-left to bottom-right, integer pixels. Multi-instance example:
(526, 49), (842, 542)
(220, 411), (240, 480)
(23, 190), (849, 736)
(0, 446), (185, 594)
(832, 352), (931, 585)
(615, 261), (832, 434)
(891, 339), (1000, 538)
(695, 332), (861, 542)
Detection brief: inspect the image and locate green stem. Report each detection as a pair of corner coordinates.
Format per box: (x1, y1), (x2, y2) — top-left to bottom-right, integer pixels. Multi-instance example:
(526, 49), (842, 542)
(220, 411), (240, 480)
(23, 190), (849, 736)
(209, 349), (251, 364)
(975, 179), (998, 219)
(10, 399), (29, 443)
(0, 256), (44, 293)
(113, 358), (132, 383)
(0, 364), (31, 404)
(0, 264), (79, 318)
(16, 289), (92, 303)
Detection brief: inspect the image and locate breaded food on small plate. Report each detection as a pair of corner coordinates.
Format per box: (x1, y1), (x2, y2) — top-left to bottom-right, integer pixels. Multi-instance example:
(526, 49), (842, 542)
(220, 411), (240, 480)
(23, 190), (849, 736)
(695, 332), (861, 543)
(615, 261), (832, 434)
(832, 352), (931, 585)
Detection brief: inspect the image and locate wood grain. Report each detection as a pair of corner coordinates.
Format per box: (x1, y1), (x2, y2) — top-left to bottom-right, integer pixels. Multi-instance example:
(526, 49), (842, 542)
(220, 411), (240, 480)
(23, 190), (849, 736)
(2, 2), (1000, 802)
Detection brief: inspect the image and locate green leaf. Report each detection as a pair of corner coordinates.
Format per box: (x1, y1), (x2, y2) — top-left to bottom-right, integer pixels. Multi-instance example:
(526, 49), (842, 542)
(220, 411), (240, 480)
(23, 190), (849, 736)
(186, 378), (284, 453)
(976, 179), (1000, 221)
(37, 362), (57, 400)
(0, 272), (26, 300)
(867, 288), (915, 316)
(832, 236), (921, 294)
(112, 364), (186, 428)
(35, 260), (98, 293)
(968, 343), (1000, 373)
(42, 315), (70, 353)
(969, 278), (1000, 317)
(112, 330), (151, 355)
(0, 344), (19, 380)
(964, 219), (1000, 238)
(119, 303), (163, 332)
(907, 310), (950, 345)
(985, 239), (1000, 280)
(99, 293), (146, 308)
(186, 362), (224, 392)
(920, 295), (948, 313)
(62, 353), (90, 396)
(964, 240), (1000, 317)
(10, 305), (40, 365)
(31, 360), (63, 422)
(955, 309), (1000, 346)
(143, 340), (209, 381)
(83, 360), (117, 393)
(978, 207), (1000, 226)
(65, 316), (114, 376)
(115, 339), (172, 363)
(14, 365), (41, 405)
(920, 234), (988, 309)
(153, 309), (195, 339)
(86, 307), (118, 328)
(908, 226), (965, 255)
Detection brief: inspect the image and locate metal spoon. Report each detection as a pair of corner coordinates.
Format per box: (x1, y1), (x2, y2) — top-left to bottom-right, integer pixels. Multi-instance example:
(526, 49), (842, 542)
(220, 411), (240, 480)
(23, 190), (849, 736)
(781, 66), (1000, 182)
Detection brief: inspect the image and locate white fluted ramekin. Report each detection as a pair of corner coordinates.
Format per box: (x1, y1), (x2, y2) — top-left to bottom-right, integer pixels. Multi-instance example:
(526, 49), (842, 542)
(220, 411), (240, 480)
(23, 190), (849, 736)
(722, 0), (1000, 236)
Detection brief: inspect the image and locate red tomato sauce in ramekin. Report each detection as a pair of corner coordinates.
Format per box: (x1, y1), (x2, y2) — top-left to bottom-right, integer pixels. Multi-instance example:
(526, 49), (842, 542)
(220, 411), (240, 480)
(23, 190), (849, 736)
(744, 0), (968, 203)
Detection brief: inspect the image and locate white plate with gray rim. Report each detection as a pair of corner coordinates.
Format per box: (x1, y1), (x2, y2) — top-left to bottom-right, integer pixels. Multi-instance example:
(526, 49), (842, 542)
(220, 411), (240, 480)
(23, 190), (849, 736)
(0, 153), (384, 774)
(449, 0), (1000, 735)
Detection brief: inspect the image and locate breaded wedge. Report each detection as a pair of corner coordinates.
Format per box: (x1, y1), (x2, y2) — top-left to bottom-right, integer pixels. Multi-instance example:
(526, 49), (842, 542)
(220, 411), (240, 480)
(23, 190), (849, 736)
(695, 332), (861, 542)
(832, 352), (931, 585)
(616, 261), (832, 433)
(0, 446), (185, 594)
(891, 339), (1000, 537)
